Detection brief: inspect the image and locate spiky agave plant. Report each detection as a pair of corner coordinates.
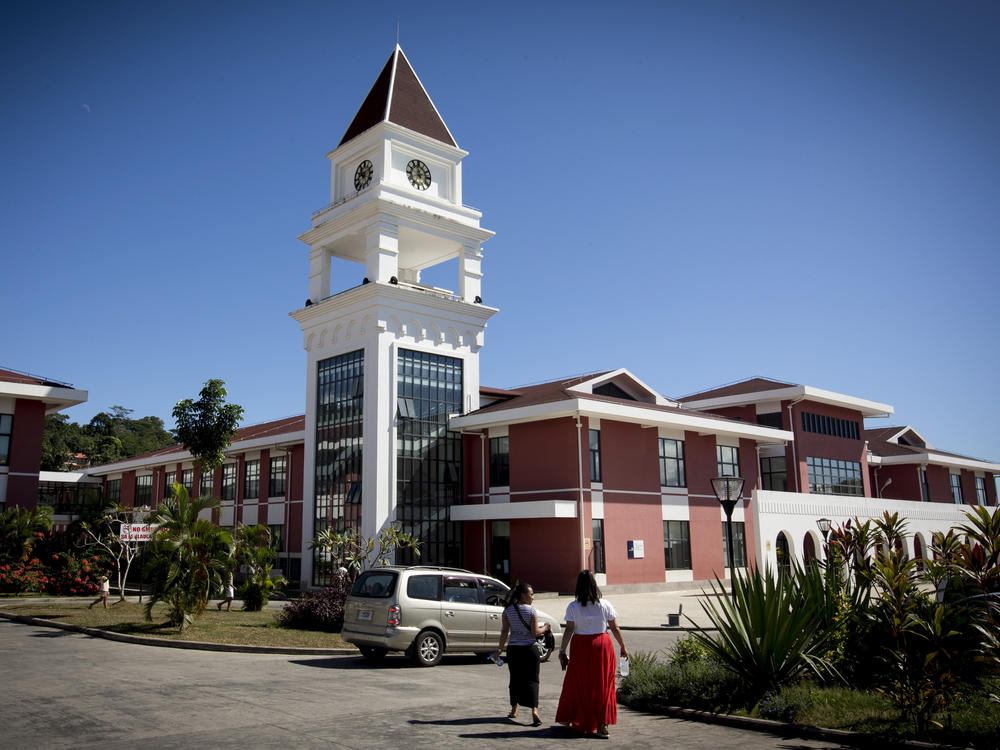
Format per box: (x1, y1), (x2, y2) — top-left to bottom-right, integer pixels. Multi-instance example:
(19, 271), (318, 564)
(688, 564), (838, 705)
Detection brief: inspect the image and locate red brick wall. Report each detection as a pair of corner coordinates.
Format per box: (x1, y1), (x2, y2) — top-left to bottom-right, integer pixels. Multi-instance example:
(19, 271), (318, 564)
(6, 398), (45, 508)
(600, 420), (664, 584)
(871, 464), (922, 501)
(924, 465), (952, 503)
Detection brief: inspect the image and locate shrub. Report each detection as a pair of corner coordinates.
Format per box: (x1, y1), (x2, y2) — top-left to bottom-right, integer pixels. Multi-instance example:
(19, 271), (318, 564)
(671, 634), (710, 665)
(277, 577), (350, 631)
(618, 652), (745, 712)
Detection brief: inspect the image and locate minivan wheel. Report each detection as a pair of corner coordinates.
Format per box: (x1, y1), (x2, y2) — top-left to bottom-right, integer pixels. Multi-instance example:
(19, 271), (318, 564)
(411, 630), (444, 667)
(359, 646), (387, 663)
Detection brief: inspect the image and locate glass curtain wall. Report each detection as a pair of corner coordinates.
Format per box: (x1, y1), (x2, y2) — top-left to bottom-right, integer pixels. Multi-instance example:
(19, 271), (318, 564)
(314, 349), (364, 585)
(396, 349), (463, 567)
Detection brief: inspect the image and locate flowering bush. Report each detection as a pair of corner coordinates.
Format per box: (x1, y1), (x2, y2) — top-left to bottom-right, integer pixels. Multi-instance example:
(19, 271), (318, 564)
(0, 551), (101, 595)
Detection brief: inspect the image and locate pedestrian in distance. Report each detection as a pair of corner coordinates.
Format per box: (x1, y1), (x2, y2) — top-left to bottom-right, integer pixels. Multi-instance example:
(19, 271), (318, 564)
(492, 582), (552, 726)
(217, 572), (235, 611)
(88, 574), (110, 610)
(555, 570), (628, 738)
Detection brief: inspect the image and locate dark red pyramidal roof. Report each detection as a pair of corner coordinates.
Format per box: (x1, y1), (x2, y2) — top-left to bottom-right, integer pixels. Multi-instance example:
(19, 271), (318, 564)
(339, 46), (456, 148)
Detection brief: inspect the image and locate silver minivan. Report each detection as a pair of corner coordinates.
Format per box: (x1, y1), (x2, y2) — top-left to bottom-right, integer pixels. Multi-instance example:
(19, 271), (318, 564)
(342, 566), (562, 667)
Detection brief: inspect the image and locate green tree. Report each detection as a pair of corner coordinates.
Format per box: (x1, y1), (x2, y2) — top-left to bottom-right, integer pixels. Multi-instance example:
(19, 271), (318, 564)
(172, 380), (244, 471)
(234, 524), (286, 611)
(0, 505), (53, 562)
(144, 484), (233, 630)
(78, 504), (147, 602)
(309, 524), (421, 576)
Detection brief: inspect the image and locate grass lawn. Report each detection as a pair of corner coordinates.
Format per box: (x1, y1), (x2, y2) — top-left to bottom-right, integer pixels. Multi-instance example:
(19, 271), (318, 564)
(1, 600), (355, 650)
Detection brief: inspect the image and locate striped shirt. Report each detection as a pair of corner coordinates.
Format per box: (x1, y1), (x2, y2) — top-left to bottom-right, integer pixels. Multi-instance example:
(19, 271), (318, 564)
(505, 603), (537, 646)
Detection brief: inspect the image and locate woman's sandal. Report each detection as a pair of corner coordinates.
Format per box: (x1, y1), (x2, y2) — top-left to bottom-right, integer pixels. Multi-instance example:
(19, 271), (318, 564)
(597, 725), (609, 737)
(531, 715), (543, 727)
(506, 710), (518, 721)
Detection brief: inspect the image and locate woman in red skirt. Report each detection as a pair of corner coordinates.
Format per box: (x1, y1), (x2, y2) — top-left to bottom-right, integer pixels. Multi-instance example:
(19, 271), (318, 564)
(555, 570), (628, 738)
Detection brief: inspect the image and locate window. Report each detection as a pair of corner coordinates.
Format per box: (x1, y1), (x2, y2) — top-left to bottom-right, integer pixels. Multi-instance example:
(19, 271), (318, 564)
(663, 520), (691, 570)
(801, 412), (860, 440)
(717, 445), (739, 477)
(480, 577), (508, 606)
(593, 382), (635, 400)
(269, 455), (286, 497)
(396, 349), (464, 568)
(181, 470), (193, 494)
(592, 519), (605, 574)
(760, 456), (787, 491)
(976, 477), (987, 506)
(315, 349), (365, 585)
(589, 429), (602, 483)
(756, 412), (783, 429)
(921, 469), (930, 502)
(244, 459), (260, 499)
(105, 478), (121, 503)
(950, 473), (963, 504)
(164, 471), (176, 497)
(201, 469), (214, 497)
(268, 524), (284, 552)
(0, 413), (12, 466)
(443, 575), (480, 604)
(221, 464), (236, 501)
(135, 475), (152, 505)
(489, 436), (509, 487)
(407, 574), (441, 601)
(659, 438), (685, 487)
(806, 457), (863, 496)
(721, 521), (747, 568)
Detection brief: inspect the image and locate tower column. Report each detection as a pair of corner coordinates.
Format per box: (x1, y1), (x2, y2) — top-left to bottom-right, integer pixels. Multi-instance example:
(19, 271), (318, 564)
(365, 220), (400, 283)
(309, 246), (330, 302)
(459, 242), (483, 302)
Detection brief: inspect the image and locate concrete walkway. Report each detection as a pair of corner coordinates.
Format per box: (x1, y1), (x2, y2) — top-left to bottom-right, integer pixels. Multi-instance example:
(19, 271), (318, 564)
(537, 586), (722, 630)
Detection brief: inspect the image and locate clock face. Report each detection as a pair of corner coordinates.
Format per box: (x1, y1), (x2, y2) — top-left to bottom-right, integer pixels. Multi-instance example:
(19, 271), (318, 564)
(354, 160), (373, 191)
(406, 159), (431, 190)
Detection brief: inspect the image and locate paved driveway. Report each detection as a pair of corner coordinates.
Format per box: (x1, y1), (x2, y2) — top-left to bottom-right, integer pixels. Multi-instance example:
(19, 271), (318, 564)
(0, 620), (853, 749)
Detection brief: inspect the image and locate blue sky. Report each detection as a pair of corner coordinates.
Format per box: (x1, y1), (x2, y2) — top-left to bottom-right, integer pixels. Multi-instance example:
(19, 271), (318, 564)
(2, 1), (998, 464)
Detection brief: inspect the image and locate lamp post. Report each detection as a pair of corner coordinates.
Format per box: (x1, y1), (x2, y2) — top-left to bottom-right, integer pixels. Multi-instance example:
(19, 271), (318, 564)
(816, 517), (832, 564)
(711, 475), (745, 605)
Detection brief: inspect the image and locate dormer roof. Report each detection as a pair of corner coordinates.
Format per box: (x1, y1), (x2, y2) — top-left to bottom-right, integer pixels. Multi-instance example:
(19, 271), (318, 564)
(339, 45), (457, 148)
(677, 376), (893, 419)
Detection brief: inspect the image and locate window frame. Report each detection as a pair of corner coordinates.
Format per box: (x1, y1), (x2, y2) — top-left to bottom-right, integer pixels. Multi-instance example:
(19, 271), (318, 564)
(489, 436), (510, 487)
(716, 445), (740, 478)
(663, 520), (691, 570)
(658, 437), (686, 488)
(589, 429), (602, 483)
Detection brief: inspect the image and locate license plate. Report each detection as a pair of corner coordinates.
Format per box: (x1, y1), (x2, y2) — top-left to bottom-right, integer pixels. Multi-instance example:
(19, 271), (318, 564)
(357, 609), (372, 621)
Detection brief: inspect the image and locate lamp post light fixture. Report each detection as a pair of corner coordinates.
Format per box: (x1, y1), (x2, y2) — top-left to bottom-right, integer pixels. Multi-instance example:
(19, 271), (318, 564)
(817, 517), (832, 565)
(711, 475), (745, 604)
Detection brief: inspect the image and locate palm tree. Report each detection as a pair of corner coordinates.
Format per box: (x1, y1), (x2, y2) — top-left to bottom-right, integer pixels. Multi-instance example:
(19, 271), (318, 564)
(144, 484), (232, 630)
(0, 505), (53, 562)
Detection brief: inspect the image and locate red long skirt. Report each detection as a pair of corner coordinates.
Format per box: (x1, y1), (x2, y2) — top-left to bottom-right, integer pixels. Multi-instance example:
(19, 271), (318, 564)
(555, 632), (617, 733)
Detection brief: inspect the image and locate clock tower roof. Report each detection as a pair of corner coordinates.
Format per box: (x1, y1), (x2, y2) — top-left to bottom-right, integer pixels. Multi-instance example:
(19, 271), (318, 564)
(339, 45), (457, 149)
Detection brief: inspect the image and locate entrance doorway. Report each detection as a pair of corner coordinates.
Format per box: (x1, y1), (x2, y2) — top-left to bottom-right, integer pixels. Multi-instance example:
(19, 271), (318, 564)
(490, 521), (510, 582)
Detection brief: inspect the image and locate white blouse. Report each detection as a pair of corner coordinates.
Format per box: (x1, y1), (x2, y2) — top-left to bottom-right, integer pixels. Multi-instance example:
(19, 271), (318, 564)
(564, 599), (618, 635)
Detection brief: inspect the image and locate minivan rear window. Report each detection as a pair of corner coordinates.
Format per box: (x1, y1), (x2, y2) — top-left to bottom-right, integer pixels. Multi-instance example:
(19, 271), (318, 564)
(351, 570), (398, 598)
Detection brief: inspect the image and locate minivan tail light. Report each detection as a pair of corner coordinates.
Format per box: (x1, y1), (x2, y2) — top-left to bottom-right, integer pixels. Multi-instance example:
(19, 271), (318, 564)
(387, 605), (400, 627)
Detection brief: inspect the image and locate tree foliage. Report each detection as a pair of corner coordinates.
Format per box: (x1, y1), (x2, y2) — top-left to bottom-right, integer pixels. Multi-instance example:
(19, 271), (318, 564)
(41, 406), (174, 470)
(234, 524), (286, 611)
(144, 484), (233, 630)
(309, 524), (421, 575)
(78, 504), (147, 602)
(171, 379), (244, 472)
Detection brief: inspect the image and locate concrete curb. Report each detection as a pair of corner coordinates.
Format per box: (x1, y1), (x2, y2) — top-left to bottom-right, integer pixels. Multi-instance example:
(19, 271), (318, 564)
(630, 701), (968, 750)
(0, 609), (356, 656)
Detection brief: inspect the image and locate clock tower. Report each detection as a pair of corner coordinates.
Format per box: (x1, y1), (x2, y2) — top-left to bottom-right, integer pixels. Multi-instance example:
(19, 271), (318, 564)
(292, 46), (496, 586)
